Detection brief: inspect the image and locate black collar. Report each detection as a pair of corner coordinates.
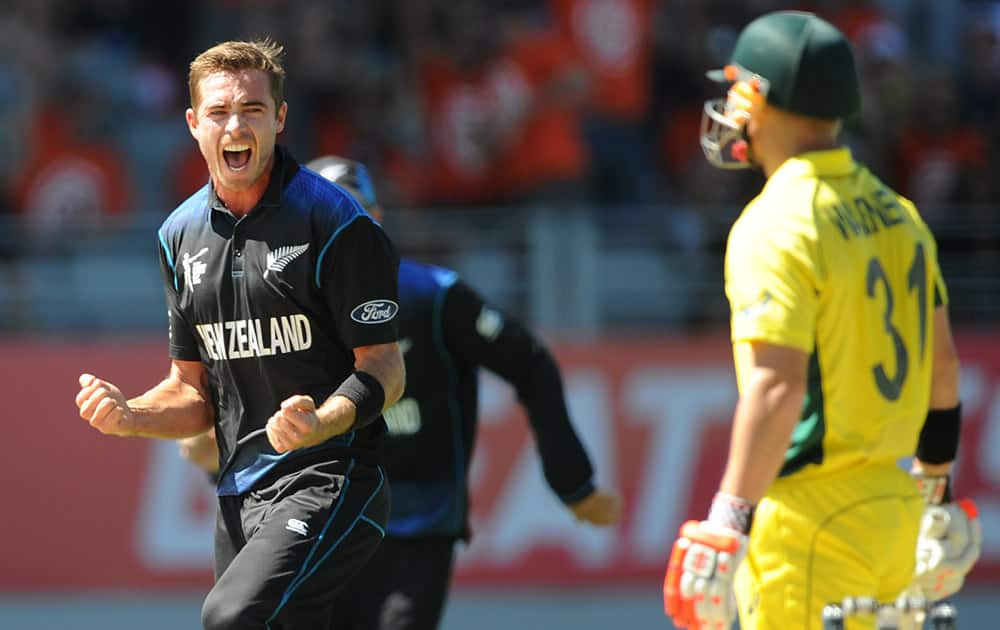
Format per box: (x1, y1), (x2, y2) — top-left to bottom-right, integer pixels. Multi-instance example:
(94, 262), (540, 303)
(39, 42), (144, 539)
(207, 145), (301, 215)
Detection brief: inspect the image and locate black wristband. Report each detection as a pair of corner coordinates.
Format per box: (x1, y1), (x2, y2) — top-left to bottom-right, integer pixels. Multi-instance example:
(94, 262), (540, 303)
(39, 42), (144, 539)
(915, 404), (962, 465)
(334, 370), (385, 431)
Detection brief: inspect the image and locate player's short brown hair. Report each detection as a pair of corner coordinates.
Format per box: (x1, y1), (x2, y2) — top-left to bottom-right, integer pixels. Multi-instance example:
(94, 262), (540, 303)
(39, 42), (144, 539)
(188, 39), (286, 113)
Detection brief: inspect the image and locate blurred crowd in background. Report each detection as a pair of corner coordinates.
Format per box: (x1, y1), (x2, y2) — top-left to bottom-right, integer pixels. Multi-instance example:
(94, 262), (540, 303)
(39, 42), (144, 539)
(1, 0), (998, 323)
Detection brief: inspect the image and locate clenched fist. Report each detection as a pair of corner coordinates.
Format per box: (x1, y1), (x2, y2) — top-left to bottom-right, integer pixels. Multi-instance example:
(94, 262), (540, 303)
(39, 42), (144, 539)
(76, 373), (134, 436)
(266, 395), (324, 453)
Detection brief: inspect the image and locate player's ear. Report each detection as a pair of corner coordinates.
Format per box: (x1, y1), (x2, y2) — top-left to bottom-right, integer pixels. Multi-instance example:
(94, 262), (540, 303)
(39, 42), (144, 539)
(186, 108), (198, 137)
(276, 101), (287, 134)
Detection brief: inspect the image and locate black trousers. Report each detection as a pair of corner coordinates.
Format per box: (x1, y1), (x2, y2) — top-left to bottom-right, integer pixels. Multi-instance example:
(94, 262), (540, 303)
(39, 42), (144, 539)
(202, 459), (389, 630)
(333, 536), (456, 630)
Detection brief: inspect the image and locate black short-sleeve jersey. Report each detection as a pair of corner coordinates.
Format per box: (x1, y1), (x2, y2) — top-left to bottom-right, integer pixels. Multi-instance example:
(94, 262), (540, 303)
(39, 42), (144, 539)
(156, 147), (399, 495)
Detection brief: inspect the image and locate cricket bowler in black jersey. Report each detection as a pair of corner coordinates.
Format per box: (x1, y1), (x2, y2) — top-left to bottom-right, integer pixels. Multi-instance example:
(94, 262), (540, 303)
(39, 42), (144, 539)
(75, 40), (405, 630)
(181, 155), (622, 629)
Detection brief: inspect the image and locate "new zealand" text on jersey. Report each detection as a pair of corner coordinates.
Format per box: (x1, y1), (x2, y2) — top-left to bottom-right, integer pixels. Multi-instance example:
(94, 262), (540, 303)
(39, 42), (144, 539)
(194, 314), (312, 360)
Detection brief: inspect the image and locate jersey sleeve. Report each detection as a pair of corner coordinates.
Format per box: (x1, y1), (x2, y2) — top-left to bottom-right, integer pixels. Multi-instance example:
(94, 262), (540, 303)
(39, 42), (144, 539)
(157, 232), (200, 361)
(319, 217), (400, 349)
(930, 238), (948, 308)
(901, 196), (949, 308)
(441, 280), (595, 503)
(725, 210), (822, 353)
(924, 220), (949, 308)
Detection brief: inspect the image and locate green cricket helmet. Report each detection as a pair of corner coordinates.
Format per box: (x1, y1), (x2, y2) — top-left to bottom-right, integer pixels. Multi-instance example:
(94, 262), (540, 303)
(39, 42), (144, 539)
(700, 11), (861, 168)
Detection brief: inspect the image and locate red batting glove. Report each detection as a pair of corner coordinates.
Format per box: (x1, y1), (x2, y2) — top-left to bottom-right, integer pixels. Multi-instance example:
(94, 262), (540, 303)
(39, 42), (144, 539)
(664, 520), (747, 630)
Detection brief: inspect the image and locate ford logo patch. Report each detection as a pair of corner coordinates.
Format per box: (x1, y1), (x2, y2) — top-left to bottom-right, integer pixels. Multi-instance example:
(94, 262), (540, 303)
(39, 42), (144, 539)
(350, 299), (399, 324)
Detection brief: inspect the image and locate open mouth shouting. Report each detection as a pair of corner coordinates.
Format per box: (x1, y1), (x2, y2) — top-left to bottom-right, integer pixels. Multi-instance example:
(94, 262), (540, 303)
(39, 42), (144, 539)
(223, 143), (253, 171)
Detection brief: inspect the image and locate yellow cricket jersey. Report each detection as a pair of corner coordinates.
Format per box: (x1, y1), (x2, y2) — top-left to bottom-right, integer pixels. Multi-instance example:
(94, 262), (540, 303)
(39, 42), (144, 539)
(725, 147), (947, 479)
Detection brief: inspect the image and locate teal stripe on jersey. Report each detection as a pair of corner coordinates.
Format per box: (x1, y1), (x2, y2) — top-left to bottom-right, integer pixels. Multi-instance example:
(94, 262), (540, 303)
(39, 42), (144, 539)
(314, 215), (366, 288)
(158, 230), (178, 291)
(780, 349), (826, 476)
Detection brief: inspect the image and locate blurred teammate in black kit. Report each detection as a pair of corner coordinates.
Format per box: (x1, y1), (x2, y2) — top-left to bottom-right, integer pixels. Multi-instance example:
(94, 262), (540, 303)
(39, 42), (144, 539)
(181, 155), (622, 630)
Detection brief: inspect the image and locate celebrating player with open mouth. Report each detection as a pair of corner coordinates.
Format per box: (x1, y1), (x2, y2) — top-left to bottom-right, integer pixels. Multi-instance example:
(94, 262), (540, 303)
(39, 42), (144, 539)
(180, 155), (623, 630)
(75, 39), (405, 629)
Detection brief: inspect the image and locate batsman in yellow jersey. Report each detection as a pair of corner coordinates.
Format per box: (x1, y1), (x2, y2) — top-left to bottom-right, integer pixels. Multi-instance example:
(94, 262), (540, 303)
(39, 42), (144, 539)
(662, 11), (982, 630)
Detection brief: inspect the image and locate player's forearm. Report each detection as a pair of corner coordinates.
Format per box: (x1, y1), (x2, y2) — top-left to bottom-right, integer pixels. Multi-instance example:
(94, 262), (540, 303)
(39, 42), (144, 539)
(178, 428), (220, 475)
(126, 377), (214, 438)
(315, 342), (406, 438)
(915, 308), (962, 492)
(719, 368), (805, 504)
(355, 341), (405, 408)
(929, 350), (960, 410)
(313, 395), (358, 439)
(929, 306), (960, 409)
(930, 364), (960, 410)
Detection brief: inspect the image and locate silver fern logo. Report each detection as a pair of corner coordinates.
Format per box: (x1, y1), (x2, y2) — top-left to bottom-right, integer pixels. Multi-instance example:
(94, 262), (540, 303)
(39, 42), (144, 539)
(265, 244), (309, 278)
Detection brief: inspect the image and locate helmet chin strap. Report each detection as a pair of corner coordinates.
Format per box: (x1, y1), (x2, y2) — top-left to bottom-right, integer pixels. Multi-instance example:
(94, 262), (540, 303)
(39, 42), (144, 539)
(732, 126), (760, 169)
(726, 78), (763, 169)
